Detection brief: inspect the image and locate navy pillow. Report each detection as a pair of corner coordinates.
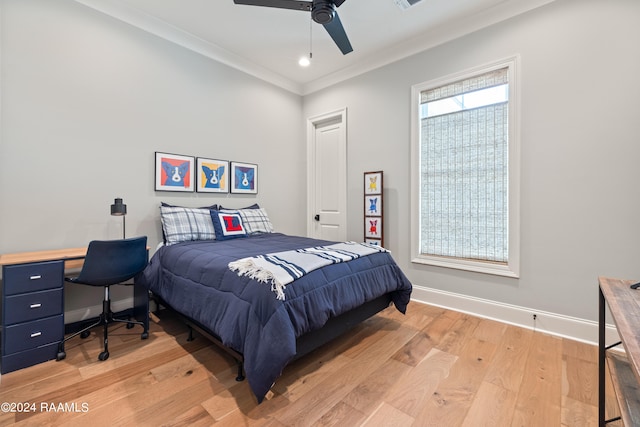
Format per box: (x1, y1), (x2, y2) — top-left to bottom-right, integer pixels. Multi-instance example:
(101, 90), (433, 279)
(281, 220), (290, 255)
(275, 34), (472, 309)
(218, 203), (259, 210)
(210, 210), (248, 240)
(161, 201), (218, 210)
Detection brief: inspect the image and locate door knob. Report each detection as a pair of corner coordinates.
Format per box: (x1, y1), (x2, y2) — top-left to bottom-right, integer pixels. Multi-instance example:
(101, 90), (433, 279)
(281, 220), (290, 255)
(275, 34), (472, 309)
(314, 214), (320, 221)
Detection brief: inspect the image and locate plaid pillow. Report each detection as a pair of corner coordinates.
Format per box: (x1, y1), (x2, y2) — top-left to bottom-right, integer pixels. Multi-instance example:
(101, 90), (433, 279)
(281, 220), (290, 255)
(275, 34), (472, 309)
(160, 206), (216, 245)
(234, 208), (274, 235)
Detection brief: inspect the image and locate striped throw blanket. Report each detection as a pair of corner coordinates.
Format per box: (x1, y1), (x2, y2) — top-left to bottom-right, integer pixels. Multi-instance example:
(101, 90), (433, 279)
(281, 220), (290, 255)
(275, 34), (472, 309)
(228, 242), (387, 300)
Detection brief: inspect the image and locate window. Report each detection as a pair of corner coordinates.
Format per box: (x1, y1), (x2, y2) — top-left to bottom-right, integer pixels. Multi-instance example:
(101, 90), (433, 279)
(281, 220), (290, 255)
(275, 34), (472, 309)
(411, 58), (520, 277)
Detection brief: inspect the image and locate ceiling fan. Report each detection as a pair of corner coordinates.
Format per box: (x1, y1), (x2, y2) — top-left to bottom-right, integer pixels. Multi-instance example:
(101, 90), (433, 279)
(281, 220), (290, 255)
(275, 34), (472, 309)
(233, 0), (353, 55)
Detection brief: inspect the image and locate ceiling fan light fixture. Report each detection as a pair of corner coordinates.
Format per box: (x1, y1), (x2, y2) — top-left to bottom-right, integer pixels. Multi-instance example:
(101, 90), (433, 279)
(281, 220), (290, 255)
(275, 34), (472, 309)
(299, 56), (311, 67)
(233, 0), (352, 55)
(311, 0), (335, 24)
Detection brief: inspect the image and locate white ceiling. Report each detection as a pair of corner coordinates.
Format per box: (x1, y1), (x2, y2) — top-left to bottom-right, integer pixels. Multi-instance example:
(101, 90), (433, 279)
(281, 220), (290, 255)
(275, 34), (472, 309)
(74, 0), (555, 94)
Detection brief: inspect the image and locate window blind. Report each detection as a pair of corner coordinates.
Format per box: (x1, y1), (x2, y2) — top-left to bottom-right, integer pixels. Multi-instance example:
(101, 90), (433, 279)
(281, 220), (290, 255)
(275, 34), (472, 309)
(419, 67), (509, 263)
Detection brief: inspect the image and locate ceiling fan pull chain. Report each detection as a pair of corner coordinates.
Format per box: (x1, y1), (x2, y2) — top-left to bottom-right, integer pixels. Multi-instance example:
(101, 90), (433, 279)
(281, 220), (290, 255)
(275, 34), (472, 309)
(309, 15), (313, 60)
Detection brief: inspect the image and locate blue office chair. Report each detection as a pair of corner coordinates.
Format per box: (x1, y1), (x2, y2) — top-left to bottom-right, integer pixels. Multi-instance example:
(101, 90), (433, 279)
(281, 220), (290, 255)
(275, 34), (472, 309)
(56, 236), (149, 362)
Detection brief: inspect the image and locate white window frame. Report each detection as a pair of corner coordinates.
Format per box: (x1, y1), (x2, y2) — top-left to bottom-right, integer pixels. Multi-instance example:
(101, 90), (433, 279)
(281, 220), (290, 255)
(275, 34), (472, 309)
(410, 56), (521, 278)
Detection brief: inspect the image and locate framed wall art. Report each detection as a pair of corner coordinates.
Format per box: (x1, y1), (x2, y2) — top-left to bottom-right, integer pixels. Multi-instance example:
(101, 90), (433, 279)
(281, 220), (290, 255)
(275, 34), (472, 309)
(196, 158), (229, 193)
(364, 171), (382, 195)
(365, 195), (381, 216)
(364, 171), (383, 246)
(155, 152), (194, 192)
(365, 238), (382, 247)
(230, 161), (258, 194)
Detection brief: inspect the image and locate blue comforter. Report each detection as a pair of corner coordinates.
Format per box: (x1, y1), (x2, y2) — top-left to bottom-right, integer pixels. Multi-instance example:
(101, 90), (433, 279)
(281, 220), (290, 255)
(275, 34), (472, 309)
(137, 233), (412, 402)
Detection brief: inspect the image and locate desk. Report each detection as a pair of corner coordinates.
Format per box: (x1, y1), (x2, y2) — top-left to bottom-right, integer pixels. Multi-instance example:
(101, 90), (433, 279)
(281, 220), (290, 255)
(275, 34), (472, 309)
(0, 247), (149, 374)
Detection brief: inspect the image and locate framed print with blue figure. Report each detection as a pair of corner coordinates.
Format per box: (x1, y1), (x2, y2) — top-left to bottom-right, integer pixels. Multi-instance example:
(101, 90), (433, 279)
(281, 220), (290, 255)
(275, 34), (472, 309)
(155, 152), (195, 192)
(197, 158), (229, 193)
(365, 195), (381, 216)
(231, 162), (258, 194)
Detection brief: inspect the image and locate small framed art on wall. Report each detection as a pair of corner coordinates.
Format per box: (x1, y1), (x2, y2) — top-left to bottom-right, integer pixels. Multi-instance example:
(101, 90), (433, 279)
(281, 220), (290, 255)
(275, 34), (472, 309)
(155, 152), (195, 192)
(196, 158), (229, 193)
(230, 161), (258, 194)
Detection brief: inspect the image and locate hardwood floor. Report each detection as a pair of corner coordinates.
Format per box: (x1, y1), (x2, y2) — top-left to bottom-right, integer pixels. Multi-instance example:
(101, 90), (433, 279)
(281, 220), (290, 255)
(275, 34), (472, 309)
(0, 302), (621, 426)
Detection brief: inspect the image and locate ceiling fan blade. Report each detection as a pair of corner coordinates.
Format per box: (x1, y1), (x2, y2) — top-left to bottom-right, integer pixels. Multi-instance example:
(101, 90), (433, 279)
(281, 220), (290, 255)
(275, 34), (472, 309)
(322, 11), (353, 55)
(233, 0), (311, 12)
(333, 0), (347, 7)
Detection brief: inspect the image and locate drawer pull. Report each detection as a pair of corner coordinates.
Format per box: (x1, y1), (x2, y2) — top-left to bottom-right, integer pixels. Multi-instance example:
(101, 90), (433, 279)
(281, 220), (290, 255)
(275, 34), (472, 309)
(30, 332), (42, 338)
(30, 275), (42, 280)
(30, 303), (42, 309)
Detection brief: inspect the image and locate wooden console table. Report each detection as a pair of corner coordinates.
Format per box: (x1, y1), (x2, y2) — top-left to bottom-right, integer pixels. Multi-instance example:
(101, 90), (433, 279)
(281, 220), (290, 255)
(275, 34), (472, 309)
(598, 277), (640, 426)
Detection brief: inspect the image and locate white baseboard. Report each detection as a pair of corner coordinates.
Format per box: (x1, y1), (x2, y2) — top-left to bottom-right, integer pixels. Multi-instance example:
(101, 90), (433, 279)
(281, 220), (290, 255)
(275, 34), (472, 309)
(65, 286), (618, 347)
(410, 285), (619, 347)
(64, 297), (135, 325)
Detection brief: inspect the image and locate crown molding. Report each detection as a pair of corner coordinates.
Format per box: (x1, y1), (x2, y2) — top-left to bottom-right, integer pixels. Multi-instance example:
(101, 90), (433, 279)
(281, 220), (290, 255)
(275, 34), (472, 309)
(301, 0), (556, 95)
(73, 0), (303, 95)
(74, 0), (556, 97)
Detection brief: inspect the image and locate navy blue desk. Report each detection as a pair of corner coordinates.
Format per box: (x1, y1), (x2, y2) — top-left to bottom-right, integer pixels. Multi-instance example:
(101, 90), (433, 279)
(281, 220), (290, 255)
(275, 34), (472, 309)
(0, 247), (148, 374)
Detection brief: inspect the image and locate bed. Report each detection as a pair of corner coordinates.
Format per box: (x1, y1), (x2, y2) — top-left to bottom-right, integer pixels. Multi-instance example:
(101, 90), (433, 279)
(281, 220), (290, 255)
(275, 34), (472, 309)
(136, 205), (412, 403)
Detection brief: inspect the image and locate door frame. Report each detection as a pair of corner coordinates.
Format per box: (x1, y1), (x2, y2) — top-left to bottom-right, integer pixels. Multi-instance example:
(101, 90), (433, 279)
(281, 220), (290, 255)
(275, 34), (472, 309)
(306, 107), (348, 238)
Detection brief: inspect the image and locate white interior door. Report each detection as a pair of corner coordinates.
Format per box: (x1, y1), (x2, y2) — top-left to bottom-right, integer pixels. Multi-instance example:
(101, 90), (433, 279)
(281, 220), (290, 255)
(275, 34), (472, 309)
(307, 109), (347, 241)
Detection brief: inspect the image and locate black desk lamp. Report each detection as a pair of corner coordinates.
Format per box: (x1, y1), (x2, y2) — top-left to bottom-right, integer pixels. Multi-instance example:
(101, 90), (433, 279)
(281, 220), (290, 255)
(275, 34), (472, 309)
(110, 198), (127, 239)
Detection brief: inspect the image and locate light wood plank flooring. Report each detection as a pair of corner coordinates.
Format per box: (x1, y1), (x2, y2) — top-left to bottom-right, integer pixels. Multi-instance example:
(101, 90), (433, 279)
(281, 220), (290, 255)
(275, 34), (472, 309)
(0, 302), (620, 426)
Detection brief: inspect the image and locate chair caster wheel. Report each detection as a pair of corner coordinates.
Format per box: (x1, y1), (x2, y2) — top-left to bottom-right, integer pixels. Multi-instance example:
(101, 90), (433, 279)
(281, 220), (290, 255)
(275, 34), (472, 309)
(56, 351), (66, 361)
(81, 330), (90, 339)
(141, 332), (149, 340)
(98, 351), (109, 361)
(126, 322), (135, 329)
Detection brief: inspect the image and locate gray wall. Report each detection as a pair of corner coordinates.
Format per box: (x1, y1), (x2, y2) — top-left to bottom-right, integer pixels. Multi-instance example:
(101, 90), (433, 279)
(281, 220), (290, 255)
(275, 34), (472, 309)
(0, 0), (305, 320)
(0, 0), (306, 252)
(303, 0), (640, 322)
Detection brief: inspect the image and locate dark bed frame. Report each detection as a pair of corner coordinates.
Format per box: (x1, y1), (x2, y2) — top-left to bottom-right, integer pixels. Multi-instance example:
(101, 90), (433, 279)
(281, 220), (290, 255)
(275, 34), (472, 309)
(151, 292), (393, 382)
